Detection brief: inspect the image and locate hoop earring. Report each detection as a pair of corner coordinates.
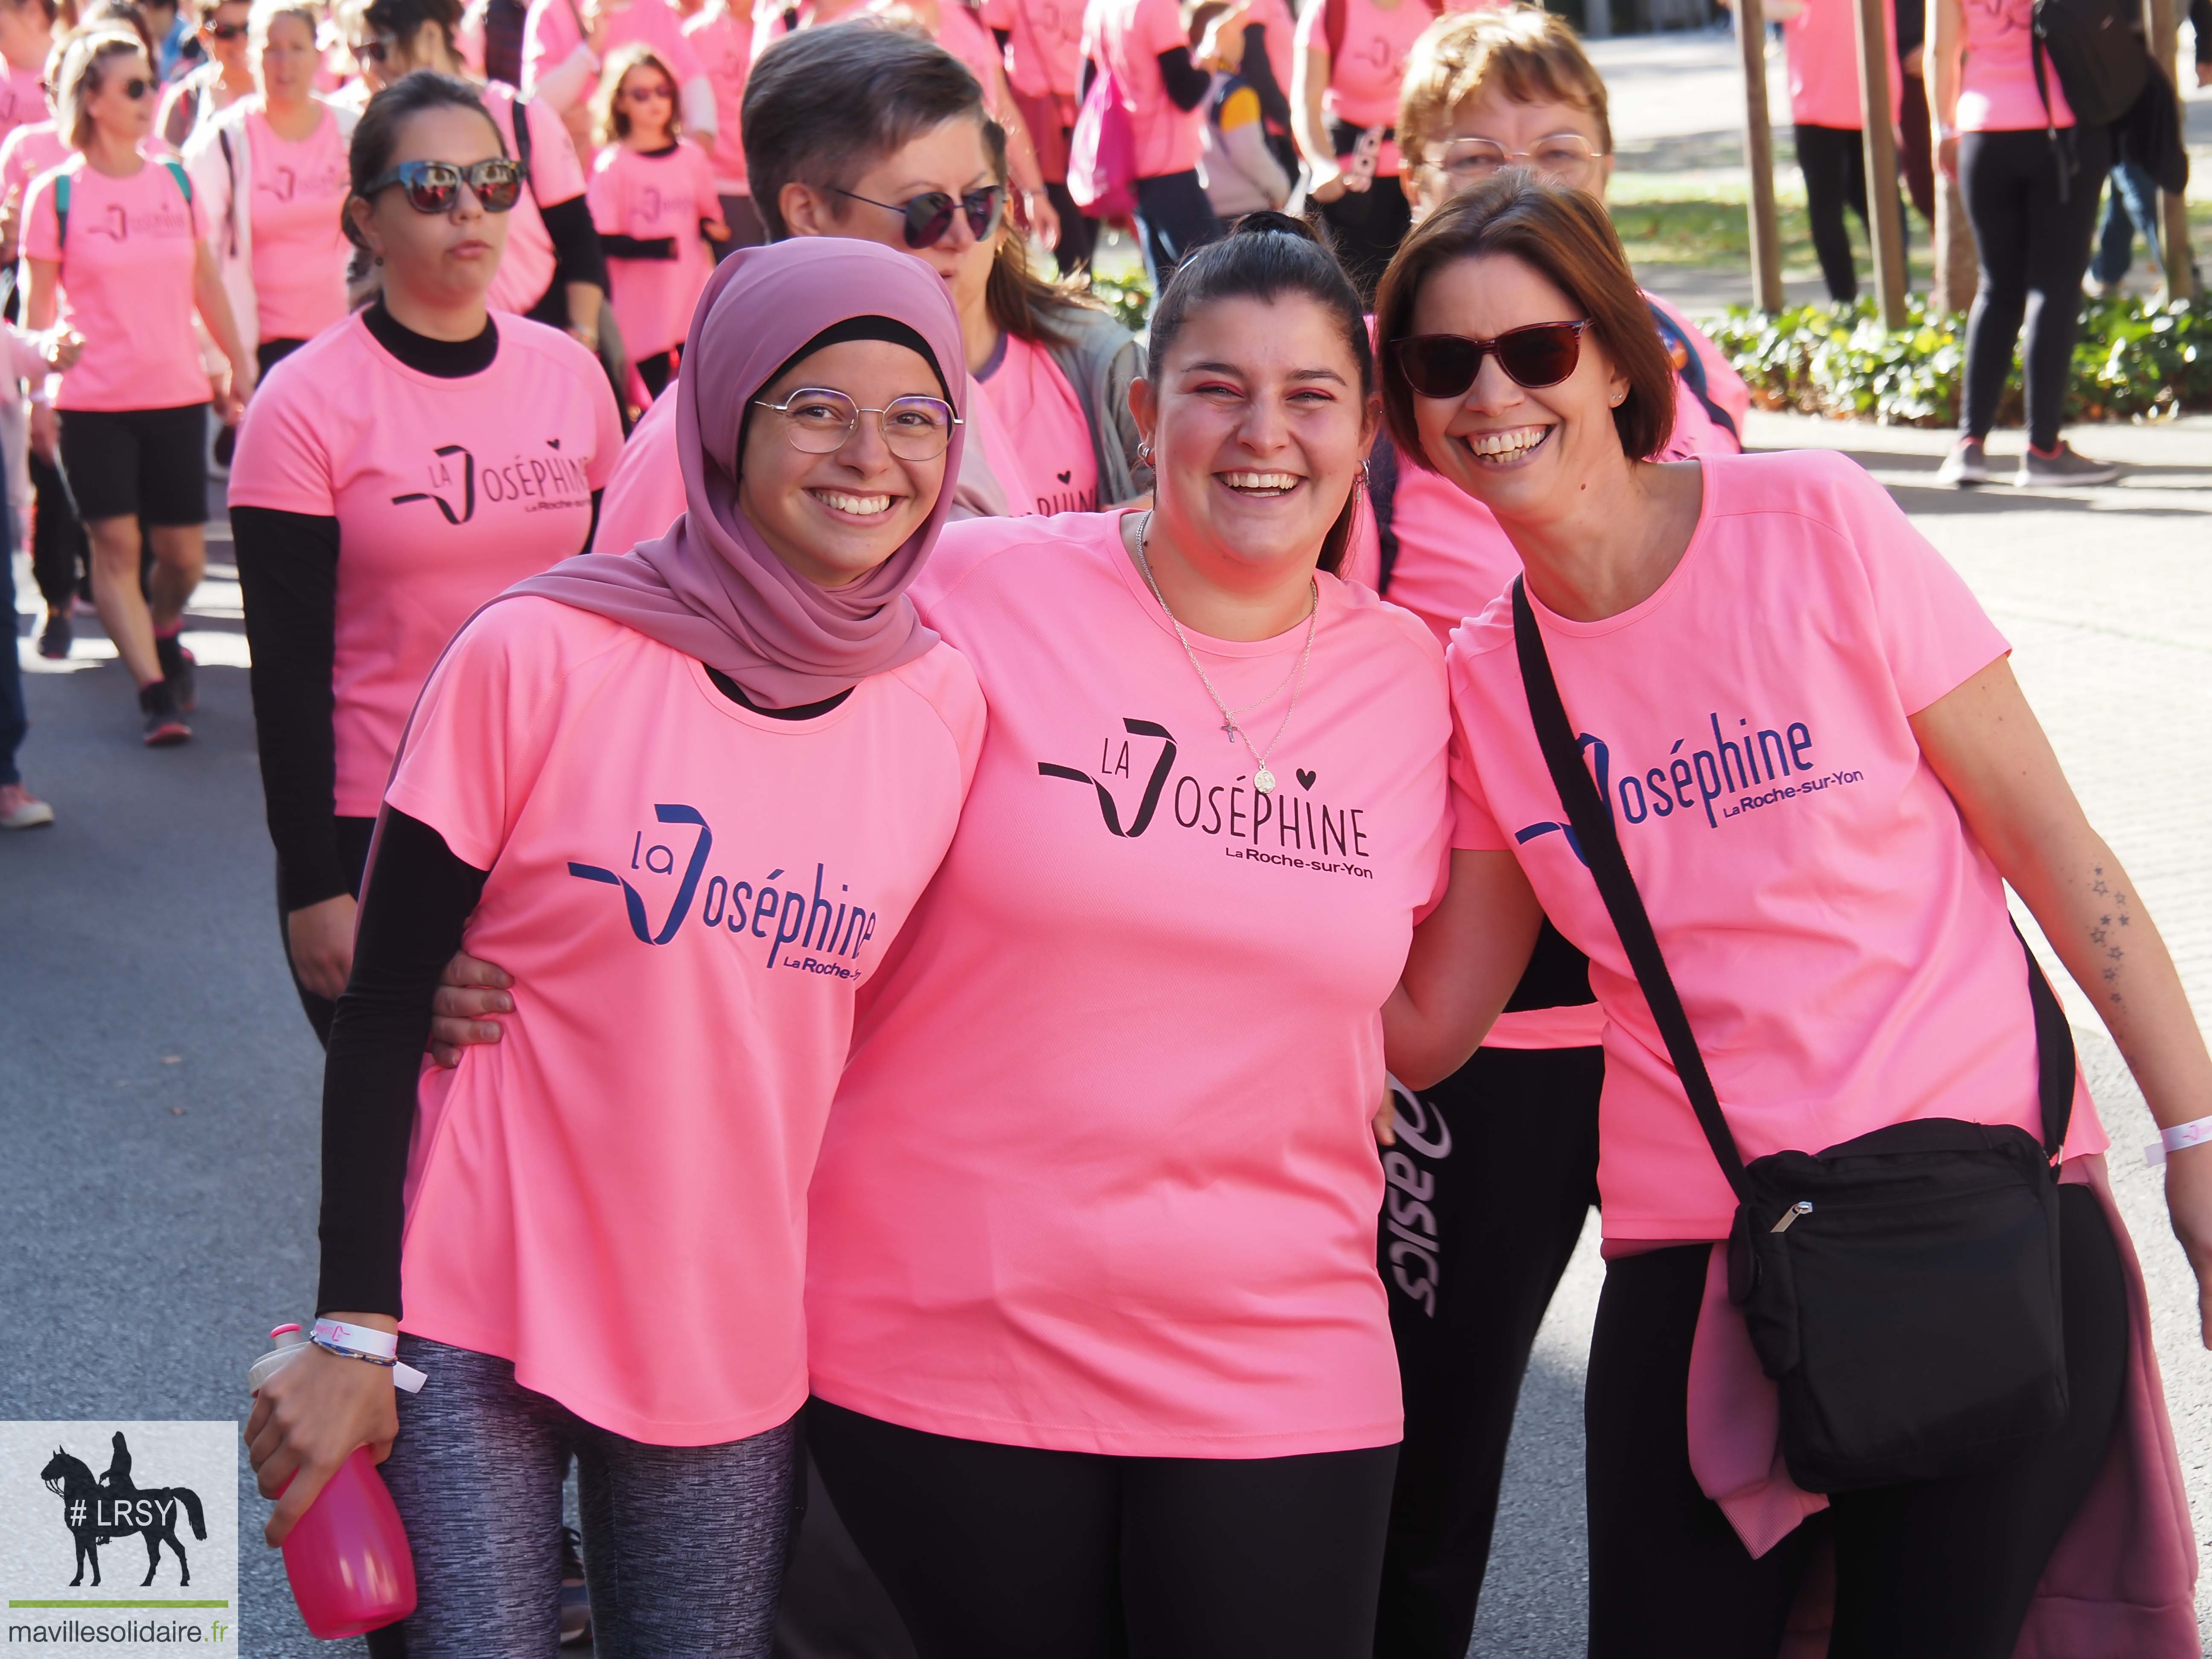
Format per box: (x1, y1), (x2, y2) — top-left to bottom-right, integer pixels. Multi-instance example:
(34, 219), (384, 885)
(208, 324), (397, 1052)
(1135, 437), (1154, 467)
(1357, 457), (1372, 493)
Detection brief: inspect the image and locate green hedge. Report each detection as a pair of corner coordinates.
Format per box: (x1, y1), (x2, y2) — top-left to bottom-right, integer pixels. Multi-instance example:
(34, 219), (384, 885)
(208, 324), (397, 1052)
(1702, 294), (2212, 427)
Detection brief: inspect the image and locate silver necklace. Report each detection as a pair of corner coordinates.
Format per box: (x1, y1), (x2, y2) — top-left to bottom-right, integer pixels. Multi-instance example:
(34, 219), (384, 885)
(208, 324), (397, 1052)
(1133, 511), (1317, 794)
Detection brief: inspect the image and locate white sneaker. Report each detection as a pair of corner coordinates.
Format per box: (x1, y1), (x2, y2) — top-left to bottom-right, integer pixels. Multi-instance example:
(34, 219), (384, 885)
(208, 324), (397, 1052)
(0, 784), (55, 828)
(2017, 442), (2120, 487)
(1935, 438), (1991, 487)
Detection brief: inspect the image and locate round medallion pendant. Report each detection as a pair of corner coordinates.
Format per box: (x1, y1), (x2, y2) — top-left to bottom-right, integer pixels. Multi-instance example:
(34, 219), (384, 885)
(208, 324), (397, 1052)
(1254, 766), (1276, 793)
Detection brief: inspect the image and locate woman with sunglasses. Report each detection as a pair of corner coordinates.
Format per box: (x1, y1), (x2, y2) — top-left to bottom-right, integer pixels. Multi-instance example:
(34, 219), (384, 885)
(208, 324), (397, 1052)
(592, 25), (1144, 553)
(342, 0), (608, 357)
(587, 42), (722, 402)
(245, 236), (984, 1657)
(156, 0), (252, 146)
(1340, 16), (1750, 1654)
(1377, 174), (2203, 1659)
(229, 72), (620, 1042)
(183, 0), (359, 384)
(21, 27), (254, 745)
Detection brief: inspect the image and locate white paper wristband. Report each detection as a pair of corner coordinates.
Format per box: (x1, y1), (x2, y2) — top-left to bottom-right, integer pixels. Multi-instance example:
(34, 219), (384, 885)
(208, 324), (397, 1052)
(2142, 1114), (2212, 1166)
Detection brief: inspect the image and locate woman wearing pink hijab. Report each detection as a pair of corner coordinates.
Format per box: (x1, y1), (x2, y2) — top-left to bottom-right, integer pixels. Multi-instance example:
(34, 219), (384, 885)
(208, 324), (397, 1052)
(243, 236), (986, 1657)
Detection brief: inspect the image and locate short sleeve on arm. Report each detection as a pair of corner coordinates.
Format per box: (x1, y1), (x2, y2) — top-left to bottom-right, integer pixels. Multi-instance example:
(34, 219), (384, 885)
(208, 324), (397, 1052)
(1828, 456), (2010, 713)
(582, 349), (624, 489)
(587, 156), (623, 231)
(20, 172), (58, 263)
(382, 600), (572, 870)
(525, 93), (589, 204)
(1445, 661), (1512, 853)
(227, 373), (339, 516)
(1133, 0), (1185, 55)
(523, 0), (580, 91)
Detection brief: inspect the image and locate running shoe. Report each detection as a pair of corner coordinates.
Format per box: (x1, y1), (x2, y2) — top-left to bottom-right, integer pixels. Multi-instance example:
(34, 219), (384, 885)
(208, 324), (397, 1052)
(558, 1526), (592, 1647)
(156, 634), (198, 713)
(0, 785), (54, 829)
(1934, 437), (1990, 488)
(2017, 442), (2119, 487)
(139, 682), (192, 746)
(37, 611), (70, 659)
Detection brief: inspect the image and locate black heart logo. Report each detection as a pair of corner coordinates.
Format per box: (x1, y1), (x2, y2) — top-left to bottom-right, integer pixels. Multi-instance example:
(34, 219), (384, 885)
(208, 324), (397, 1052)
(546, 438), (562, 449)
(1056, 470), (1072, 483)
(1296, 768), (1316, 790)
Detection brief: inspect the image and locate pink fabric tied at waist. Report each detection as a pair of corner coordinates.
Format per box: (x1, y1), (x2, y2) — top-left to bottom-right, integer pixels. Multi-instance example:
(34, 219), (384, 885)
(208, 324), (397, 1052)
(1683, 1153), (2199, 1654)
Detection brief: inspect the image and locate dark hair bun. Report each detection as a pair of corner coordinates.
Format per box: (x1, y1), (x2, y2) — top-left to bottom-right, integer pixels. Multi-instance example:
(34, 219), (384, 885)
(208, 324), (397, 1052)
(1229, 209), (1319, 243)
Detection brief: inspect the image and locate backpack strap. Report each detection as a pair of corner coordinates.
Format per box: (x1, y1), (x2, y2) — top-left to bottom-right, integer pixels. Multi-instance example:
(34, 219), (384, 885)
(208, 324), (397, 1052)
(2028, 22), (2078, 201)
(218, 125), (241, 255)
(162, 156), (193, 203)
(52, 170), (67, 253)
(1648, 299), (1738, 444)
(511, 91), (537, 200)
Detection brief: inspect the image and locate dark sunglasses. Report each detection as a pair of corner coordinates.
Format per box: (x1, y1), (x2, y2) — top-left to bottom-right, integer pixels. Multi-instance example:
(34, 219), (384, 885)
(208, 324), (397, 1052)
(118, 75), (154, 99)
(1392, 320), (1592, 398)
(832, 184), (1003, 249)
(205, 18), (248, 38)
(363, 157), (524, 214)
(350, 33), (396, 62)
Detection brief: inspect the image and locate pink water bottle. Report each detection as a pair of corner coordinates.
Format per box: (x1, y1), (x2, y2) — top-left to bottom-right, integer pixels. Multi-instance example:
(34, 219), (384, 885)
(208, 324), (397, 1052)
(248, 1324), (418, 1639)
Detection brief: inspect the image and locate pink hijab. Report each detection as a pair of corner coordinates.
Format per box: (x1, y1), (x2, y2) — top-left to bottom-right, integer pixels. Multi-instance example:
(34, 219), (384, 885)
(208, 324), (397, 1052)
(507, 238), (969, 707)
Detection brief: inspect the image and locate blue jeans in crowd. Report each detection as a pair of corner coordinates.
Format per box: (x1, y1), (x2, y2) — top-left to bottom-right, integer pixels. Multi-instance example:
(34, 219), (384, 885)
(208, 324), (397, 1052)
(2090, 159), (2162, 288)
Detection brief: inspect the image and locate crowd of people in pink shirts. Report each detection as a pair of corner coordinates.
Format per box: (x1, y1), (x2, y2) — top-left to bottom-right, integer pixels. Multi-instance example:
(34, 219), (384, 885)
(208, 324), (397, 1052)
(1, 0), (2207, 1655)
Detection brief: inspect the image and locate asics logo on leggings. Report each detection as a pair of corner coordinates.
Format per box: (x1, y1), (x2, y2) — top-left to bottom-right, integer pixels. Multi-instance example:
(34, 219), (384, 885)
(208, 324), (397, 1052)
(569, 804), (879, 977)
(1383, 1080), (1450, 1317)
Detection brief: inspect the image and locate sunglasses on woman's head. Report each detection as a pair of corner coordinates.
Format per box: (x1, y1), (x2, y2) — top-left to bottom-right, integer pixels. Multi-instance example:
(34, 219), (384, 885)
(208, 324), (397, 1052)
(1392, 320), (1592, 398)
(832, 184), (1004, 249)
(363, 157), (525, 214)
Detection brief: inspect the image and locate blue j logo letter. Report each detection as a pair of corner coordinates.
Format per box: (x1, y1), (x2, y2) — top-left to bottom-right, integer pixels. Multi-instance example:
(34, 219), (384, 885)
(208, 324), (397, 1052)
(569, 805), (713, 943)
(1513, 733), (1609, 869)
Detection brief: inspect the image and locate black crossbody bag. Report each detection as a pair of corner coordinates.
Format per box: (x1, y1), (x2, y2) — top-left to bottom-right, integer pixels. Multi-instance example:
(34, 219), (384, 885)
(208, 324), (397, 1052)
(1510, 577), (2078, 1493)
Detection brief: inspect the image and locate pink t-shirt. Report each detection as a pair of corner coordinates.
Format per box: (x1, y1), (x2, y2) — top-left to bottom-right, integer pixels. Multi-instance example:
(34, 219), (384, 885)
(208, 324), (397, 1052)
(483, 81), (591, 317)
(0, 120), (65, 208)
(386, 596), (986, 1444)
(524, 0), (706, 96)
(0, 61), (44, 147)
(1958, 0), (2070, 130)
(1444, 450), (2107, 1243)
(22, 154), (209, 412)
(1082, 0), (1203, 180)
(972, 332), (1095, 515)
(805, 509), (1453, 1458)
(227, 310), (623, 816)
(917, 0), (1009, 110)
(1782, 0), (1901, 130)
(986, 0), (1082, 99)
(683, 1), (753, 193)
(589, 141), (719, 360)
(1295, 0), (1437, 171)
(244, 106), (351, 342)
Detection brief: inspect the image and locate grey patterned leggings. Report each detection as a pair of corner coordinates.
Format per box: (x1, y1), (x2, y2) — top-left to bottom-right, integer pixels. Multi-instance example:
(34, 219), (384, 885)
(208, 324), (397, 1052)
(374, 1336), (799, 1658)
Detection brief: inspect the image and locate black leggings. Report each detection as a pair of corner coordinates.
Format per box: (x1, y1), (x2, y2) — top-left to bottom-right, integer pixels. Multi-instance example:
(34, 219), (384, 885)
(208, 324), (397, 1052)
(1795, 122), (1871, 303)
(1959, 124), (2110, 451)
(28, 445), (87, 612)
(1374, 1043), (1602, 1659)
(1584, 1184), (2127, 1659)
(807, 1399), (1399, 1659)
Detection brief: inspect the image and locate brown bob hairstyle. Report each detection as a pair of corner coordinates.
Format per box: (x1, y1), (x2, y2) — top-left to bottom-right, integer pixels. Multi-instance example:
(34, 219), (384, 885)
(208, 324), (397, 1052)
(1374, 172), (1675, 468)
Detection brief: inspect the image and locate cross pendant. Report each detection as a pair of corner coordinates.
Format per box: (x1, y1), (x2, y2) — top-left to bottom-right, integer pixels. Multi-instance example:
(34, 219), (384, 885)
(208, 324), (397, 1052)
(1222, 717), (1240, 742)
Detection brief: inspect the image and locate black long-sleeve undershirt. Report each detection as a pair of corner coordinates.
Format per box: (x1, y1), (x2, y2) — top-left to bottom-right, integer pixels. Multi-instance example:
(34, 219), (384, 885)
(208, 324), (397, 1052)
(538, 193), (609, 299)
(1240, 23), (1292, 134)
(1157, 46), (1211, 111)
(314, 673), (852, 1316)
(600, 232), (679, 260)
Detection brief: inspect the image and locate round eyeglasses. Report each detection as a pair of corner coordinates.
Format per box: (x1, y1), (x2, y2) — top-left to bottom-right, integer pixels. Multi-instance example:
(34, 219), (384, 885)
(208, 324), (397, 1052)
(751, 387), (960, 462)
(1426, 134), (1607, 189)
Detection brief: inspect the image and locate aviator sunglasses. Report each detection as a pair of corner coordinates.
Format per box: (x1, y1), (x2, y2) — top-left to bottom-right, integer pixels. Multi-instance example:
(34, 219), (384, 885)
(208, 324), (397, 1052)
(1392, 320), (1592, 398)
(831, 184), (1004, 249)
(363, 157), (525, 214)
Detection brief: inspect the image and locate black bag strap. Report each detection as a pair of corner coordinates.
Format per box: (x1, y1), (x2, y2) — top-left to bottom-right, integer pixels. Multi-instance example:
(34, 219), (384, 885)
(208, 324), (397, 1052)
(1510, 576), (2075, 1187)
(1648, 299), (1738, 444)
(1367, 432), (1401, 595)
